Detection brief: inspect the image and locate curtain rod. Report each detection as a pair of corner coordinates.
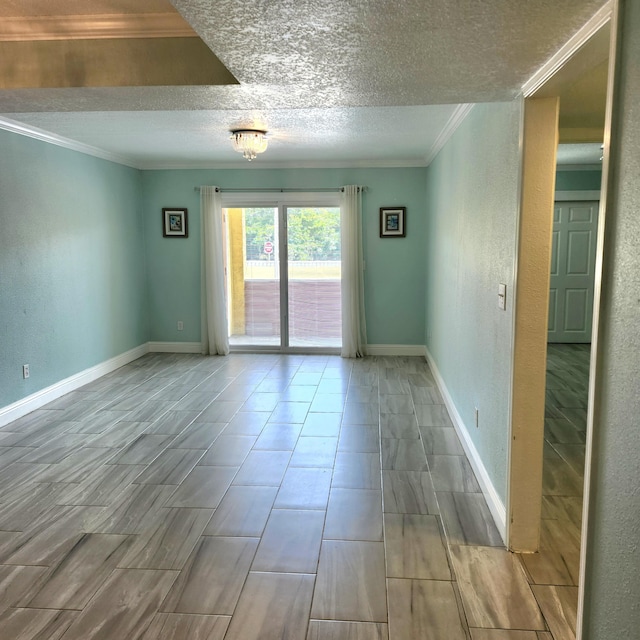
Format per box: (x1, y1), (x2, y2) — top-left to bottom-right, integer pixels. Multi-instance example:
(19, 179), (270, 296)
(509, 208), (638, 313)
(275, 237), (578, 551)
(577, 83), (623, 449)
(193, 187), (366, 193)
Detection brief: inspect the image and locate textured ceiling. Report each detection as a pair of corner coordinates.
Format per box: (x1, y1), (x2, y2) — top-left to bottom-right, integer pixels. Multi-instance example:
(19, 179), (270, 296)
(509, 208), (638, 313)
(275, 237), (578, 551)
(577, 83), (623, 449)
(0, 0), (609, 167)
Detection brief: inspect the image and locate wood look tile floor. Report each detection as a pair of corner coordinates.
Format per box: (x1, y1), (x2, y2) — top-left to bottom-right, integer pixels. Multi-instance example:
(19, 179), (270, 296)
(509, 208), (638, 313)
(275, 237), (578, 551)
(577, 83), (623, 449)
(0, 352), (581, 639)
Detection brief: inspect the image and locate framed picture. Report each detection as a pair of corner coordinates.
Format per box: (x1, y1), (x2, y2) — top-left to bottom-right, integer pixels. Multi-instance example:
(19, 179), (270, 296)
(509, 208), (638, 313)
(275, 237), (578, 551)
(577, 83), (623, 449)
(162, 208), (188, 238)
(380, 207), (406, 237)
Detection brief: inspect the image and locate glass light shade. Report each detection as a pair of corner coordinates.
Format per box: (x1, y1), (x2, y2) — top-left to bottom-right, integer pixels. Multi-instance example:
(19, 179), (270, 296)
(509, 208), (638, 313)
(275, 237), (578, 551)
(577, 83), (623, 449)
(230, 130), (268, 161)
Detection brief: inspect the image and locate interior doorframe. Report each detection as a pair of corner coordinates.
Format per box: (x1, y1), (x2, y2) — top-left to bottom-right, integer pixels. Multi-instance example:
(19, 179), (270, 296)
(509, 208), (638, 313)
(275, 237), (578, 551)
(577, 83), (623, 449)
(221, 191), (342, 354)
(508, 2), (618, 638)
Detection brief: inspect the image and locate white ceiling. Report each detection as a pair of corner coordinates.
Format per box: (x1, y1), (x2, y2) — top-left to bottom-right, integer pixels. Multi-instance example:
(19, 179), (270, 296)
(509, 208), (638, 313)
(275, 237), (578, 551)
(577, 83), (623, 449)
(0, 0), (609, 168)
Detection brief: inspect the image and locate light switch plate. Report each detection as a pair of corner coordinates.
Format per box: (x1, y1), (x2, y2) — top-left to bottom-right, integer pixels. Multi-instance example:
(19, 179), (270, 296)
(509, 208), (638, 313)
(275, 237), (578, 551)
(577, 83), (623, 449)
(498, 284), (507, 310)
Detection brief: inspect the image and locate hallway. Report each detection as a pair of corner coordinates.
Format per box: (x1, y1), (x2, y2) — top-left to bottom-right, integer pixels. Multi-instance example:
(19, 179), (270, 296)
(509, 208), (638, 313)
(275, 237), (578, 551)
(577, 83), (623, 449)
(0, 353), (563, 639)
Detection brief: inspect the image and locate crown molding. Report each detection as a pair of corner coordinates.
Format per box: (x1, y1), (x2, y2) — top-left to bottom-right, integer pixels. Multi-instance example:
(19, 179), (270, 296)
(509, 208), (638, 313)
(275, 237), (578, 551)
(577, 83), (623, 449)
(0, 116), (139, 168)
(522, 1), (613, 97)
(423, 104), (474, 166)
(0, 13), (195, 42)
(137, 159), (429, 170)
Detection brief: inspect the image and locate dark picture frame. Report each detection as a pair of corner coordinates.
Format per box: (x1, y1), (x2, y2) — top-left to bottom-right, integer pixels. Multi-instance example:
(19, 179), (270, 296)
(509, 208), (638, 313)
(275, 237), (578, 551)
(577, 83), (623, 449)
(380, 207), (406, 237)
(162, 208), (188, 238)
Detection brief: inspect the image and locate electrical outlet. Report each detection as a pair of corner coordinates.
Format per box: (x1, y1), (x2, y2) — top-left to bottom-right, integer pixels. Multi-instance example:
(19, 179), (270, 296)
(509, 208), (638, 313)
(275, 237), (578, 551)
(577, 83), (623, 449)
(177, 321), (184, 331)
(474, 407), (479, 428)
(22, 364), (30, 379)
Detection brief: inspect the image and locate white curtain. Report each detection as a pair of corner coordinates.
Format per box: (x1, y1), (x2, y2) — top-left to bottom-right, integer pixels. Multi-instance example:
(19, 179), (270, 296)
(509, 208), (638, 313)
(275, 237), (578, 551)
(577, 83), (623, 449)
(341, 185), (367, 357)
(200, 186), (229, 356)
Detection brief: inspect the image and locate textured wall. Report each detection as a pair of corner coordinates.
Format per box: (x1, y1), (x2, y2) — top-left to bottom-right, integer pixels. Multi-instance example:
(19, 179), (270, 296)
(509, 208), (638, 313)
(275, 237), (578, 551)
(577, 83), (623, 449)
(582, 1), (640, 637)
(424, 101), (523, 502)
(141, 167), (427, 346)
(0, 129), (147, 408)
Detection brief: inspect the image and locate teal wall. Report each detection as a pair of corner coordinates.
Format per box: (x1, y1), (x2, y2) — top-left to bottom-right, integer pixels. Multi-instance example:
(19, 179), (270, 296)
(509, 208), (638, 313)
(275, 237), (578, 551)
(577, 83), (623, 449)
(142, 167), (427, 346)
(0, 130), (147, 408)
(556, 169), (602, 191)
(424, 101), (523, 502)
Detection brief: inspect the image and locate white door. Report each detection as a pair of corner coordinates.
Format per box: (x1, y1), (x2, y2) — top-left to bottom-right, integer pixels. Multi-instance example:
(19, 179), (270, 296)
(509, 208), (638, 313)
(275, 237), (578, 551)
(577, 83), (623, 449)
(548, 201), (599, 343)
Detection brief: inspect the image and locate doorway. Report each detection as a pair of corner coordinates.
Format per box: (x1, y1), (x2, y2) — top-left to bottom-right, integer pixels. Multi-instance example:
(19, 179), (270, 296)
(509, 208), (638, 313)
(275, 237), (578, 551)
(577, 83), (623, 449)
(223, 196), (342, 352)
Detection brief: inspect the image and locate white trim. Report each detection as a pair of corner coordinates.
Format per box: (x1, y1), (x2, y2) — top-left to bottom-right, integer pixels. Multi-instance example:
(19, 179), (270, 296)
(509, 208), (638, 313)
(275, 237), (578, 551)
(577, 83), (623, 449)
(148, 341), (203, 353)
(366, 344), (427, 357)
(0, 344), (148, 429)
(522, 1), (613, 96)
(0, 116), (138, 168)
(0, 13), (195, 41)
(425, 347), (508, 543)
(555, 190), (601, 201)
(423, 104), (474, 166)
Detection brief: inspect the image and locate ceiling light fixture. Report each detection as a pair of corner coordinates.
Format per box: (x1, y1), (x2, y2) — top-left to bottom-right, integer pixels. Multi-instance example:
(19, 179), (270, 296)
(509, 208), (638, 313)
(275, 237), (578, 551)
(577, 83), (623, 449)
(230, 129), (268, 161)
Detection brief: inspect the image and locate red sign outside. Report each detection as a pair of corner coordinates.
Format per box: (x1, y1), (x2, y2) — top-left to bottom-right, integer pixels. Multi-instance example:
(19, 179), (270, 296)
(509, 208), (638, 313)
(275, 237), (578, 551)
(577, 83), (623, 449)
(264, 241), (274, 254)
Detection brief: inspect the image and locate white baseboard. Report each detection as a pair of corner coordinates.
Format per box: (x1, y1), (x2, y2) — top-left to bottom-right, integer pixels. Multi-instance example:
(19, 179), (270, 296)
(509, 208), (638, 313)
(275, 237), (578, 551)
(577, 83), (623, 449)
(0, 343), (149, 428)
(148, 341), (203, 354)
(366, 344), (427, 357)
(425, 347), (507, 543)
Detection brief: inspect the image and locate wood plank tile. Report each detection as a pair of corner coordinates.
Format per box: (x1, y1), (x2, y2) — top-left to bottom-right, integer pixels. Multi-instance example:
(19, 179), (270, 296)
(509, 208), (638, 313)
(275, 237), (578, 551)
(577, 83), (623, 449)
(269, 402), (311, 424)
(338, 426), (381, 453)
(530, 585), (577, 640)
(342, 402), (379, 426)
(222, 412), (270, 435)
(381, 438), (428, 471)
(107, 434), (173, 465)
(232, 450), (291, 486)
(379, 394), (414, 415)
(1, 505), (106, 567)
(436, 492), (503, 546)
(307, 620), (388, 640)
(450, 545), (546, 630)
(140, 613), (230, 640)
(324, 489), (383, 541)
(204, 486), (278, 536)
(240, 392), (280, 412)
(37, 448), (116, 483)
(134, 449), (205, 485)
(414, 404), (453, 427)
(519, 547), (579, 586)
(0, 565), (48, 614)
(290, 437), (338, 468)
(301, 413), (342, 437)
(169, 422), (226, 449)
(119, 508), (213, 570)
(254, 423), (303, 450)
(195, 401), (243, 424)
(252, 509), (325, 573)
(224, 572), (315, 640)
(0, 483), (66, 531)
(143, 411), (199, 435)
(0, 608), (77, 640)
(382, 470), (439, 515)
(59, 568), (178, 640)
(380, 414), (420, 439)
(84, 422), (151, 449)
(470, 630), (540, 639)
(384, 514), (451, 580)
(275, 467), (332, 510)
(419, 426), (464, 455)
(161, 536), (259, 615)
(198, 435), (256, 466)
(88, 484), (175, 534)
(311, 540), (387, 622)
(21, 533), (133, 609)
(427, 454), (482, 492)
(165, 467), (237, 509)
(332, 452), (381, 489)
(387, 578), (467, 640)
(55, 464), (144, 507)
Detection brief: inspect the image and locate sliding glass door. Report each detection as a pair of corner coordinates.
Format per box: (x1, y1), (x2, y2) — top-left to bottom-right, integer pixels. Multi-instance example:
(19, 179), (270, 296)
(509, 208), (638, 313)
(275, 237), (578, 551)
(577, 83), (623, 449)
(223, 197), (341, 350)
